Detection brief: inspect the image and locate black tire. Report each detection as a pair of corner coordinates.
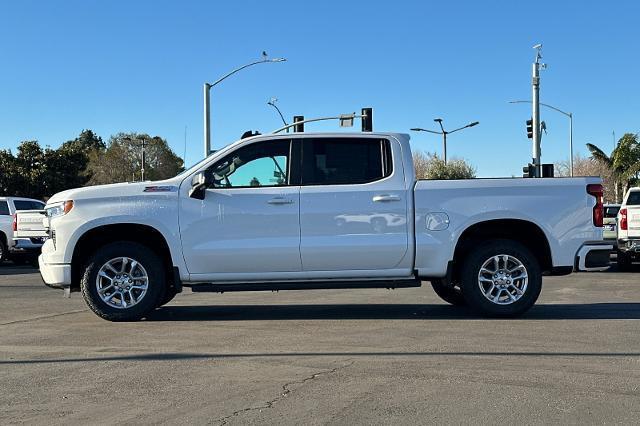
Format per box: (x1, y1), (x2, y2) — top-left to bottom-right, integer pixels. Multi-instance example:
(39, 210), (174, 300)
(11, 256), (29, 266)
(617, 250), (632, 271)
(460, 239), (542, 317)
(158, 286), (178, 307)
(80, 242), (166, 321)
(0, 235), (7, 263)
(430, 279), (466, 306)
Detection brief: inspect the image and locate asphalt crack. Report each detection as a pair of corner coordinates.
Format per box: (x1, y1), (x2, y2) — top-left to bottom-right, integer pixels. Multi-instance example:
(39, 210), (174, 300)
(0, 309), (87, 326)
(214, 360), (354, 425)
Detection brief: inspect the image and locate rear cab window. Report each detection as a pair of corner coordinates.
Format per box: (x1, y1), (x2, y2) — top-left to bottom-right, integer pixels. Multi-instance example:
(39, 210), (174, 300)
(604, 206), (620, 218)
(13, 200), (45, 211)
(301, 138), (392, 185)
(626, 192), (640, 206)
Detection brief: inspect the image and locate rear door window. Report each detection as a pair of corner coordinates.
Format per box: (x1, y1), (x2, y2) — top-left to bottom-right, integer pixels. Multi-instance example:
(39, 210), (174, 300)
(301, 138), (392, 185)
(0, 201), (9, 215)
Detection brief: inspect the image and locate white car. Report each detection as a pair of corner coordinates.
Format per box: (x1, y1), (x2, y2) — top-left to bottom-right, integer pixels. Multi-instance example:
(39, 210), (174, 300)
(616, 187), (640, 269)
(0, 197), (46, 263)
(39, 132), (610, 321)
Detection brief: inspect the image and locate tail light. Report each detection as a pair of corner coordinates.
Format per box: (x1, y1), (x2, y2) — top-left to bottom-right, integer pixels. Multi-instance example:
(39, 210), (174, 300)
(587, 184), (603, 227)
(12, 214), (17, 231)
(620, 208), (628, 231)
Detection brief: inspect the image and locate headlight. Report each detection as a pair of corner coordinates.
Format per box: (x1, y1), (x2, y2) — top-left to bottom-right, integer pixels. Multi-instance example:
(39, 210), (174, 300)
(46, 200), (74, 218)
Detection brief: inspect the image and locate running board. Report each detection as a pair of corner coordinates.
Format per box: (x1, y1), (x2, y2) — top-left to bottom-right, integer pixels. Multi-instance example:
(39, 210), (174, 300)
(189, 278), (421, 293)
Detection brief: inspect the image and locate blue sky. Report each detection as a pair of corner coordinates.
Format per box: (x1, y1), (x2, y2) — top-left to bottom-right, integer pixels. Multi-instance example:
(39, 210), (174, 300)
(1, 0), (638, 177)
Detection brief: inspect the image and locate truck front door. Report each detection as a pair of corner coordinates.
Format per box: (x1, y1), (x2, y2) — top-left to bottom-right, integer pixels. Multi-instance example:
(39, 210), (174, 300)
(180, 139), (302, 277)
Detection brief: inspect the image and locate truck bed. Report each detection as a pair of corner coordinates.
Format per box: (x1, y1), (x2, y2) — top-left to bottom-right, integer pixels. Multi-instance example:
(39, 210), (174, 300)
(413, 177), (603, 277)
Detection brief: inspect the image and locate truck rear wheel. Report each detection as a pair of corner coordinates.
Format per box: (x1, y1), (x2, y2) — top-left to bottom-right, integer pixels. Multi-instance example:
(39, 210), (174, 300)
(80, 242), (166, 321)
(460, 239), (541, 317)
(0, 236), (6, 263)
(616, 250), (632, 271)
(430, 279), (466, 306)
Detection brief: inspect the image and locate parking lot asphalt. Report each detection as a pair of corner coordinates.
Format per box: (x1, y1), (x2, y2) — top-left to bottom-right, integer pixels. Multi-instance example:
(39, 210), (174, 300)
(1, 263), (639, 425)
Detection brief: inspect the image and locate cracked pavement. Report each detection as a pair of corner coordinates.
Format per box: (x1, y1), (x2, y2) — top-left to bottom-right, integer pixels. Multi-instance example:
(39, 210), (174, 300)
(1, 264), (640, 424)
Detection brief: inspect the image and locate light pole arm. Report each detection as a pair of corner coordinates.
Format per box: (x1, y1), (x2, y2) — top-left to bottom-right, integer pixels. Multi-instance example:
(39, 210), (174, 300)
(448, 122), (479, 134)
(208, 58), (286, 88)
(410, 128), (443, 135)
(508, 100), (570, 117)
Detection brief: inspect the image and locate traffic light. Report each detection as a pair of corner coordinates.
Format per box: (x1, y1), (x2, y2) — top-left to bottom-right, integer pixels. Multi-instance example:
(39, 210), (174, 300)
(522, 163), (535, 178)
(361, 107), (373, 132)
(526, 119), (533, 139)
(293, 115), (305, 133)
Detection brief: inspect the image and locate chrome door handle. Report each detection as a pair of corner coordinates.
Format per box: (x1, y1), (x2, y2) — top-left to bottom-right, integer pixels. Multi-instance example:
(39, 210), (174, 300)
(267, 197), (294, 205)
(373, 194), (401, 202)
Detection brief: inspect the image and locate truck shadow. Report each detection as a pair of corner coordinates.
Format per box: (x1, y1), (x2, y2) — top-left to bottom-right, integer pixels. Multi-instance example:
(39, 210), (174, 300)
(147, 302), (640, 321)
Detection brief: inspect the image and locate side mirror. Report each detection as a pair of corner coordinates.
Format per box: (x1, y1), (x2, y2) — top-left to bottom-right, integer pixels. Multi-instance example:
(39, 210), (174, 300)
(189, 171), (211, 200)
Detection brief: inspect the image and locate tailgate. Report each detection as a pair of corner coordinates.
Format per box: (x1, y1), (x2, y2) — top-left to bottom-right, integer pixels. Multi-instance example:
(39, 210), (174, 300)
(626, 206), (640, 238)
(14, 210), (48, 238)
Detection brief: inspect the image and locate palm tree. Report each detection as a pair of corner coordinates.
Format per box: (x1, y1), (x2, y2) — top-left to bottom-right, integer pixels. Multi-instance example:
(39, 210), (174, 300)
(587, 133), (640, 202)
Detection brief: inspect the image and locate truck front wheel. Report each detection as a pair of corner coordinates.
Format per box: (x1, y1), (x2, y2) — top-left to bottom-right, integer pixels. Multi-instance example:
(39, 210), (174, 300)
(460, 239), (542, 317)
(80, 242), (166, 321)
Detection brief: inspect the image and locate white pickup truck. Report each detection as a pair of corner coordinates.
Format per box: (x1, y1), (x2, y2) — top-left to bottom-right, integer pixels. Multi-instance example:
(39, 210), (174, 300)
(0, 197), (46, 264)
(39, 132), (611, 321)
(616, 187), (640, 269)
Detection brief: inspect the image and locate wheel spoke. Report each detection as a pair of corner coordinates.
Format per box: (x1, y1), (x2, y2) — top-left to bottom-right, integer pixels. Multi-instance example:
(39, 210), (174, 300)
(509, 265), (525, 274)
(98, 284), (114, 294)
(120, 257), (128, 273)
(129, 260), (138, 275)
(105, 263), (119, 274)
(509, 285), (523, 295)
(99, 271), (113, 282)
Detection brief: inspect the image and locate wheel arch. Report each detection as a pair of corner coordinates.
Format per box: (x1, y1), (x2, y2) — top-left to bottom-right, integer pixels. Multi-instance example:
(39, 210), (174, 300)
(452, 219), (553, 275)
(70, 223), (175, 291)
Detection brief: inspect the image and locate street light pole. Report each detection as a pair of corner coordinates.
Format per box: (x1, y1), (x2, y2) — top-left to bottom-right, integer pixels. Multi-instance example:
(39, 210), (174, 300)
(410, 119), (479, 164)
(509, 100), (573, 176)
(267, 97), (288, 130)
(203, 53), (286, 157)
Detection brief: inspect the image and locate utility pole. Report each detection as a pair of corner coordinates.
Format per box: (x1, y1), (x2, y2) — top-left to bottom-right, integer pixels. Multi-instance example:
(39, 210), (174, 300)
(140, 138), (147, 181)
(531, 44), (544, 178)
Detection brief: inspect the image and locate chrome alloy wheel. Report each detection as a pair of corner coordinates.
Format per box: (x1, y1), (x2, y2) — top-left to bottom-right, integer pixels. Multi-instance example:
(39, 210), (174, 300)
(478, 254), (528, 305)
(95, 257), (149, 309)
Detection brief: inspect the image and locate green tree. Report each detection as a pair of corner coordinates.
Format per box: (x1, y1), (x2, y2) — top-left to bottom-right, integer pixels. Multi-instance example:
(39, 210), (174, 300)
(86, 133), (184, 185)
(0, 149), (20, 195)
(0, 130), (106, 199)
(586, 133), (640, 202)
(413, 150), (476, 180)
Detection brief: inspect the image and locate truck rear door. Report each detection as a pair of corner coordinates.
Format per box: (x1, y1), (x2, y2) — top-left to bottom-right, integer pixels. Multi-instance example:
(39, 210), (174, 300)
(298, 136), (412, 275)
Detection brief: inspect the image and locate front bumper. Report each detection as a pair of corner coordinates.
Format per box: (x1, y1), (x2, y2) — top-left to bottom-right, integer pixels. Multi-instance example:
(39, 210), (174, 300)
(575, 242), (612, 272)
(38, 255), (72, 289)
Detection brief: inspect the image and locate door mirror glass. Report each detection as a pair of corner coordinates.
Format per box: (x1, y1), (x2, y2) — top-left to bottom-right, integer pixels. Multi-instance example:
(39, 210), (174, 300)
(189, 171), (211, 200)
